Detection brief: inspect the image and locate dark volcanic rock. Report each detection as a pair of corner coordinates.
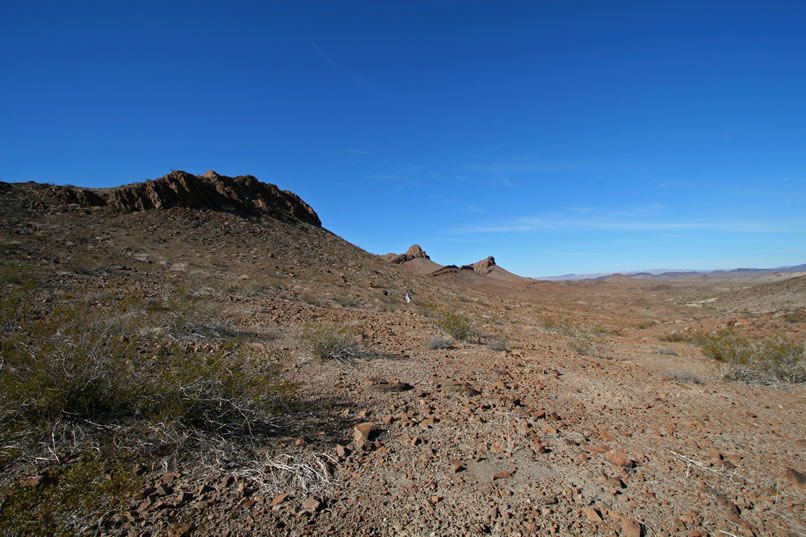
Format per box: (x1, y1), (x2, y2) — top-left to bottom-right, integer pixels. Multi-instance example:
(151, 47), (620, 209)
(386, 244), (431, 264)
(13, 170), (322, 226)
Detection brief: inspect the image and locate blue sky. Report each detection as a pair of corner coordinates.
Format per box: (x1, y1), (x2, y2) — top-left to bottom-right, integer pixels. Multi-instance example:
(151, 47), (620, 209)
(2, 1), (804, 277)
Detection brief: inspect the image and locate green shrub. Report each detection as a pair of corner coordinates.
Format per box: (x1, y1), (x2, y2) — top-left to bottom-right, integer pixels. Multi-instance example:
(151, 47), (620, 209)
(0, 452), (138, 536)
(425, 335), (453, 350)
(696, 330), (805, 384)
(0, 297), (296, 463)
(659, 331), (691, 343)
(569, 337), (594, 356)
(302, 321), (362, 362)
(541, 317), (579, 337)
(783, 310), (806, 324)
(436, 310), (475, 341)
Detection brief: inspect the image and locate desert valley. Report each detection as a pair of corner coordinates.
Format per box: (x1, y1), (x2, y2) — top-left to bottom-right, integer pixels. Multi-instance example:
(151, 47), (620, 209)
(1, 171), (804, 537)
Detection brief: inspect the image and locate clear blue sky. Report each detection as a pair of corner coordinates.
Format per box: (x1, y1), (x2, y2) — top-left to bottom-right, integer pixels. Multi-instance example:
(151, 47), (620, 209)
(2, 1), (804, 277)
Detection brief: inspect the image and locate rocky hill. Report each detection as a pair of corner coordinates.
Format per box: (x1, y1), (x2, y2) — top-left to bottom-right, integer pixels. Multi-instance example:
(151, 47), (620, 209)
(0, 174), (804, 537)
(7, 170), (321, 226)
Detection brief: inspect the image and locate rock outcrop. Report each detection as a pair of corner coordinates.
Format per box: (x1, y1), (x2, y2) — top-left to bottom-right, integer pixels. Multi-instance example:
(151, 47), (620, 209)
(45, 170), (321, 226)
(467, 256), (496, 275)
(385, 244), (431, 264)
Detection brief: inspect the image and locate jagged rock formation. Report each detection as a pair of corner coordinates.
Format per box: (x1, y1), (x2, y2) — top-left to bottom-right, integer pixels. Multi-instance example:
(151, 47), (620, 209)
(468, 256), (496, 275)
(36, 170), (321, 226)
(384, 244), (431, 264)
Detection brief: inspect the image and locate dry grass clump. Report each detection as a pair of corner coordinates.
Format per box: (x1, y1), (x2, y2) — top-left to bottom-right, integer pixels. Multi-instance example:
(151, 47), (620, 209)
(425, 335), (453, 350)
(696, 331), (805, 385)
(542, 316), (580, 337)
(0, 291), (297, 534)
(486, 339), (508, 352)
(435, 309), (475, 342)
(569, 336), (594, 356)
(659, 331), (693, 343)
(663, 370), (703, 384)
(302, 321), (364, 362)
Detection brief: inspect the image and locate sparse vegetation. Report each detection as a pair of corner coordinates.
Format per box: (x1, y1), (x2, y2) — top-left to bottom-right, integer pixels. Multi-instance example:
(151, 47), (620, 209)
(569, 336), (594, 356)
(696, 331), (805, 384)
(0, 290), (298, 534)
(486, 338), (508, 351)
(659, 331), (692, 343)
(425, 335), (453, 350)
(435, 309), (475, 341)
(663, 370), (703, 384)
(783, 310), (806, 324)
(541, 316), (580, 337)
(303, 321), (363, 362)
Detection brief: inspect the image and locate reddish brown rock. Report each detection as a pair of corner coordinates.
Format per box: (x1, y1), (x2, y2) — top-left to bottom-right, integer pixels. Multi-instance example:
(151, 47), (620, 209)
(605, 449), (635, 468)
(583, 506), (603, 523)
(353, 422), (374, 450)
(784, 467), (806, 490)
(621, 517), (643, 537)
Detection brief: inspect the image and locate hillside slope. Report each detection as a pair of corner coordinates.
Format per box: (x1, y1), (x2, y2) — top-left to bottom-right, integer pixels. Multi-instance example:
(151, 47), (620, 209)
(0, 174), (804, 537)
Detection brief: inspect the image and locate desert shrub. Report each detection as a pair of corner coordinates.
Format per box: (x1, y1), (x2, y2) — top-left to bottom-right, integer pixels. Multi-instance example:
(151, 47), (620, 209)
(569, 337), (594, 356)
(302, 292), (327, 307)
(0, 297), (296, 465)
(783, 310), (806, 324)
(591, 324), (624, 337)
(302, 321), (362, 362)
(663, 371), (703, 384)
(0, 452), (138, 536)
(659, 331), (691, 343)
(696, 331), (805, 384)
(425, 336), (453, 350)
(0, 303), (139, 425)
(541, 317), (580, 337)
(636, 320), (659, 329)
(436, 309), (475, 341)
(487, 339), (508, 352)
(334, 294), (360, 309)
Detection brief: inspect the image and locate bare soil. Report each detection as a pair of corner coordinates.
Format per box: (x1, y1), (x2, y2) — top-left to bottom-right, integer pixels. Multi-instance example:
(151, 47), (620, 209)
(1, 181), (804, 537)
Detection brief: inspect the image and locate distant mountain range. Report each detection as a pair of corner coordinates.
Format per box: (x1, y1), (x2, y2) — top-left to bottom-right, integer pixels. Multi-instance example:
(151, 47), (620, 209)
(538, 264), (806, 281)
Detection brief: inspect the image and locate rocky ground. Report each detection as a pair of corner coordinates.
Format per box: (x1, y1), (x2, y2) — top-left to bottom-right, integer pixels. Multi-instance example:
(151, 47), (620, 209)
(0, 176), (804, 536)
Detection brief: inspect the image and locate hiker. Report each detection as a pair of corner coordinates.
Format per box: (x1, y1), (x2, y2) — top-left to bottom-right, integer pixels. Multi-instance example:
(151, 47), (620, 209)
(405, 291), (412, 303)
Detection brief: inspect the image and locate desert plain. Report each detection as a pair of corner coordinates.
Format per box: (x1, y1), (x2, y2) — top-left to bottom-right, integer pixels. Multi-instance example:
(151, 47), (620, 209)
(1, 172), (804, 536)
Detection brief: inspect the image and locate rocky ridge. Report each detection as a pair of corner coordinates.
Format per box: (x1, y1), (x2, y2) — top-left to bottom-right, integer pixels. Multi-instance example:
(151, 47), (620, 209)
(16, 170), (321, 226)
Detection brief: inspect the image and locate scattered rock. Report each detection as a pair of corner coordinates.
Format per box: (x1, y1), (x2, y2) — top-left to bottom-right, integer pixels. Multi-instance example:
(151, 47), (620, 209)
(621, 517), (642, 537)
(605, 449), (635, 468)
(583, 506), (603, 523)
(353, 422), (374, 450)
(301, 497), (322, 513)
(784, 467), (806, 490)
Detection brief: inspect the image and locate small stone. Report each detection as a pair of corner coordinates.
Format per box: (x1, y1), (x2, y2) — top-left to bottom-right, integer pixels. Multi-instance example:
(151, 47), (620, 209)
(453, 463), (466, 473)
(492, 471), (513, 481)
(605, 449), (635, 468)
(784, 467), (806, 490)
(353, 422), (373, 450)
(335, 445), (347, 459)
(168, 522), (193, 537)
(621, 517), (642, 537)
(270, 493), (289, 507)
(301, 497), (322, 513)
(583, 506), (603, 524)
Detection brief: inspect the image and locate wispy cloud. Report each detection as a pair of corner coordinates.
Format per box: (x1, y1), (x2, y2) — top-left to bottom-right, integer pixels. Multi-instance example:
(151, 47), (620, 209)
(366, 172), (421, 187)
(453, 206), (793, 234)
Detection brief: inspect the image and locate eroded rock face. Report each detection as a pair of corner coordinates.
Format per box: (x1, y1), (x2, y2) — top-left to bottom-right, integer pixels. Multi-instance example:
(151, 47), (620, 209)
(387, 244), (431, 264)
(46, 170), (322, 226)
(468, 256), (496, 274)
